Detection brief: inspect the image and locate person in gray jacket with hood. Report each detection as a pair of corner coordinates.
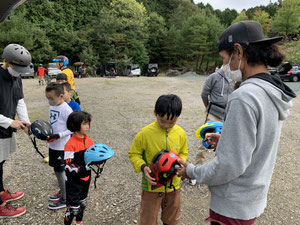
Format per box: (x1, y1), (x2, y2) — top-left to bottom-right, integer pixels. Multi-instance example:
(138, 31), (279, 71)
(177, 21), (296, 224)
(201, 68), (234, 122)
(189, 67), (234, 186)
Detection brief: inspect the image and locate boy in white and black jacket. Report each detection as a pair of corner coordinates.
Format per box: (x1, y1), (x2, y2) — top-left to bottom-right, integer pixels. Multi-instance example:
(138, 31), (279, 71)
(45, 82), (72, 210)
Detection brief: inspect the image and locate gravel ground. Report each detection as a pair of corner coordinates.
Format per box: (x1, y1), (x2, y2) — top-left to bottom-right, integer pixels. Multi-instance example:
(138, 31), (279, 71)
(1, 76), (300, 225)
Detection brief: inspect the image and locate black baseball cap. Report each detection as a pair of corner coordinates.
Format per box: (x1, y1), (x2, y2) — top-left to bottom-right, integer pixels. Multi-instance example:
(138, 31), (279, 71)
(217, 20), (283, 51)
(56, 73), (68, 81)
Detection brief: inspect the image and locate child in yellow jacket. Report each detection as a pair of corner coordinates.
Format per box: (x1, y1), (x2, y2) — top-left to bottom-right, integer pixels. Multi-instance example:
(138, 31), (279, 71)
(128, 94), (188, 225)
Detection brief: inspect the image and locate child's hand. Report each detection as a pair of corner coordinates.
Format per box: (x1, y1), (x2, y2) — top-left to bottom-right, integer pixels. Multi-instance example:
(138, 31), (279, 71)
(205, 133), (221, 149)
(143, 166), (157, 186)
(46, 133), (60, 142)
(85, 161), (93, 171)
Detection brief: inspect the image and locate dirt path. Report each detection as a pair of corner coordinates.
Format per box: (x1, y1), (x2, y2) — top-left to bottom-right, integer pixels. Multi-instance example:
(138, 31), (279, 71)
(1, 76), (300, 224)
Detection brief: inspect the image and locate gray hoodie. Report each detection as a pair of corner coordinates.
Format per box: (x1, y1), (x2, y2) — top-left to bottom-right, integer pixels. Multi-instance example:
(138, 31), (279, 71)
(187, 74), (296, 220)
(201, 69), (234, 120)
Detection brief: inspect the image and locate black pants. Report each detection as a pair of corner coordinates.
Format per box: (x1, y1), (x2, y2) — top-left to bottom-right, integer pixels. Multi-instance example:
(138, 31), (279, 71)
(64, 174), (91, 224)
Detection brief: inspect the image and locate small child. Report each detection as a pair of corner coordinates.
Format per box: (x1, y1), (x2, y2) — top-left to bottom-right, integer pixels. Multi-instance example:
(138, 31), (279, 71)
(61, 82), (81, 111)
(56, 73), (81, 105)
(45, 82), (73, 210)
(128, 94), (188, 225)
(64, 111), (94, 225)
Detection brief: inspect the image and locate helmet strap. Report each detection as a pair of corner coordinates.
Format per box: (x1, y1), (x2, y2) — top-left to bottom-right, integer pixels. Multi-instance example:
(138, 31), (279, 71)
(162, 178), (176, 209)
(30, 137), (45, 159)
(91, 161), (106, 189)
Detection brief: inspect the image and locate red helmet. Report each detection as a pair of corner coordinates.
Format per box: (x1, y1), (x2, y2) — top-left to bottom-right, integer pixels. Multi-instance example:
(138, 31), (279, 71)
(150, 150), (182, 188)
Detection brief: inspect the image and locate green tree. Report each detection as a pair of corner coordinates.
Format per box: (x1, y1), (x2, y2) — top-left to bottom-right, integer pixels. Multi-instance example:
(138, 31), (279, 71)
(0, 10), (55, 65)
(232, 10), (248, 24)
(215, 8), (238, 27)
(169, 2), (200, 28)
(91, 0), (150, 67)
(147, 12), (167, 63)
(180, 12), (224, 71)
(253, 9), (271, 36)
(272, 0), (300, 35)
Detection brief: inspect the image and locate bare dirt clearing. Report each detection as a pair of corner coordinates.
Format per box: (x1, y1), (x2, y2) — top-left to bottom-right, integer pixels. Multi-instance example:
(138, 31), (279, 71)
(1, 76), (300, 225)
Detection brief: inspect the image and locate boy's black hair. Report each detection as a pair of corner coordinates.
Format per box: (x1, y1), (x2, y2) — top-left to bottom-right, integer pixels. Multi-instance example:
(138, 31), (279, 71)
(56, 73), (68, 81)
(155, 94), (182, 120)
(67, 111), (92, 132)
(45, 82), (64, 96)
(61, 82), (72, 92)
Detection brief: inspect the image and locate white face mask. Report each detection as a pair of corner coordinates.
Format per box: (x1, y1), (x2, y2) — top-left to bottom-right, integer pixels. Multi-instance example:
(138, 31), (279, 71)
(222, 54), (243, 82)
(48, 99), (59, 106)
(8, 67), (21, 77)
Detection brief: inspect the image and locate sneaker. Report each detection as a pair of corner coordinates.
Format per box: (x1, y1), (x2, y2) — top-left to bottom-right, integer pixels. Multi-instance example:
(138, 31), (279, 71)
(49, 191), (62, 201)
(188, 179), (196, 186)
(0, 201), (26, 218)
(48, 198), (66, 210)
(44, 156), (49, 163)
(76, 221), (83, 225)
(0, 189), (24, 202)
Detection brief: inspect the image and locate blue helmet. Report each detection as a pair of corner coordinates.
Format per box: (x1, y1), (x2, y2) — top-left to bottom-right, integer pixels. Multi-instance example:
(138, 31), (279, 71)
(195, 121), (223, 149)
(53, 55), (69, 66)
(84, 143), (114, 165)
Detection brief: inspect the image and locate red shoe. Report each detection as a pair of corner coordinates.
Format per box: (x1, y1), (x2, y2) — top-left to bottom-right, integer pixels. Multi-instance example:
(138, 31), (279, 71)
(0, 189), (24, 202)
(0, 201), (26, 218)
(76, 221), (83, 224)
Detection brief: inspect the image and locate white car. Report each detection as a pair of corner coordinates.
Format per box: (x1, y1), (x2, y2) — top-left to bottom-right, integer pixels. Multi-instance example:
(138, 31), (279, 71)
(123, 64), (141, 76)
(47, 63), (61, 78)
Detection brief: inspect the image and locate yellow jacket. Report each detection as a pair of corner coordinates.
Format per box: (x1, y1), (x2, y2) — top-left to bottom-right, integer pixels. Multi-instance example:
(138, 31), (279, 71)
(62, 68), (75, 89)
(128, 121), (188, 192)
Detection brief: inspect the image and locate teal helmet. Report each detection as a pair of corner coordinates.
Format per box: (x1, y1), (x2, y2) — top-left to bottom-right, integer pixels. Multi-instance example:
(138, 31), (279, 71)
(84, 143), (114, 165)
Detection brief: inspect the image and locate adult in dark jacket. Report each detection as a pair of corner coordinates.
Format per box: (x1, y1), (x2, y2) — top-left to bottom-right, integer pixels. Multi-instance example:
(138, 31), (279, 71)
(0, 44), (31, 218)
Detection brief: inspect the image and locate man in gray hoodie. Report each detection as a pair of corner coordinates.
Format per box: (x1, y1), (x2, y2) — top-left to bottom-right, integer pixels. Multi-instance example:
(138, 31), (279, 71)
(177, 21), (296, 224)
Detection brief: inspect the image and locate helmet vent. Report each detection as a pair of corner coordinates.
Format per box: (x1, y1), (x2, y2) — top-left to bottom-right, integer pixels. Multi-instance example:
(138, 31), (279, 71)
(14, 48), (19, 50)
(162, 158), (168, 166)
(99, 154), (105, 157)
(99, 150), (105, 153)
(21, 51), (23, 54)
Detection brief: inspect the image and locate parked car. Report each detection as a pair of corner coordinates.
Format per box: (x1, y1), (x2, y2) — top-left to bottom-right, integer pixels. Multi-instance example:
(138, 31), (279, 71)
(104, 62), (117, 77)
(147, 64), (159, 76)
(47, 62), (61, 78)
(122, 64), (141, 76)
(279, 65), (300, 82)
(73, 62), (87, 78)
(20, 63), (34, 79)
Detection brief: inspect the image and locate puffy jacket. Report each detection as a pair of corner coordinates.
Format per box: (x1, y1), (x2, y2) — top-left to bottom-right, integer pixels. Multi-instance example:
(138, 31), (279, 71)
(128, 121), (188, 193)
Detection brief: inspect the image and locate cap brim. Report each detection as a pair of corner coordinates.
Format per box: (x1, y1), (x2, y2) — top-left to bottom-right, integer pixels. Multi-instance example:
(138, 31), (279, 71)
(11, 64), (31, 74)
(250, 36), (283, 45)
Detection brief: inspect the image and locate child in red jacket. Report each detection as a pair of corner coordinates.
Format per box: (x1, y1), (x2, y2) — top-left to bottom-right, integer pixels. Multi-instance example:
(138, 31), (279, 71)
(63, 111), (93, 225)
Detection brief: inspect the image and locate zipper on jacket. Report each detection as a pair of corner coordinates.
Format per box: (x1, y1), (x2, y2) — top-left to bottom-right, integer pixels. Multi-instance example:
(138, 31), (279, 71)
(166, 130), (168, 151)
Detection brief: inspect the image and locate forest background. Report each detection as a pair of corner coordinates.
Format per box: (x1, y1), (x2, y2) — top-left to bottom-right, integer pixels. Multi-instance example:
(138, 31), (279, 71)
(0, 0), (299, 74)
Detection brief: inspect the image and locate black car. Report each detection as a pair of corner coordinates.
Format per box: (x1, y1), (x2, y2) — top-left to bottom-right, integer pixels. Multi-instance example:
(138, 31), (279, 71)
(278, 62), (300, 82)
(96, 62), (117, 77)
(147, 64), (159, 76)
(279, 65), (300, 82)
